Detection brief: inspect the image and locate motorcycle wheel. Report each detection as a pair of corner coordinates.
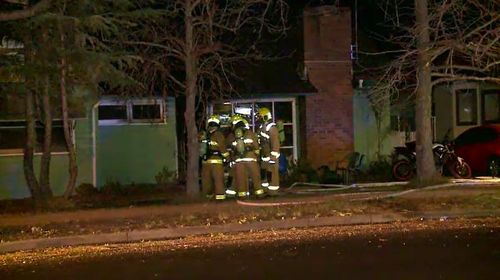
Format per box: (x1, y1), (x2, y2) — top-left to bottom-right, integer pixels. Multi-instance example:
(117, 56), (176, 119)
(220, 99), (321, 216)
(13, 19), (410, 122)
(448, 160), (472, 179)
(392, 160), (414, 181)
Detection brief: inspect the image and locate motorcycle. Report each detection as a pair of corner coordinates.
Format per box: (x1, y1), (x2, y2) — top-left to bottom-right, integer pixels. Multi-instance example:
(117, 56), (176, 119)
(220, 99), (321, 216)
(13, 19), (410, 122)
(391, 141), (472, 181)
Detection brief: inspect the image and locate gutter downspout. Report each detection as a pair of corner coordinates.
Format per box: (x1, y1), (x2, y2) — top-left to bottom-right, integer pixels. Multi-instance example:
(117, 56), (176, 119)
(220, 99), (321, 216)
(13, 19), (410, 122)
(92, 102), (99, 187)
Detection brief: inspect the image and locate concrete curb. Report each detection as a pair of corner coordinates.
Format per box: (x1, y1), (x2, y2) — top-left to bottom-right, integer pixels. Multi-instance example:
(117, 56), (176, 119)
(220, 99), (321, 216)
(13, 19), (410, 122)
(1, 210), (498, 254)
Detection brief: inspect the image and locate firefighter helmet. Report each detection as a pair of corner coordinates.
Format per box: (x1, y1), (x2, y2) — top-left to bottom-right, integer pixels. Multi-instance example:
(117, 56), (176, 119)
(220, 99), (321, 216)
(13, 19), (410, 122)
(207, 114), (221, 127)
(257, 107), (272, 122)
(231, 114), (249, 129)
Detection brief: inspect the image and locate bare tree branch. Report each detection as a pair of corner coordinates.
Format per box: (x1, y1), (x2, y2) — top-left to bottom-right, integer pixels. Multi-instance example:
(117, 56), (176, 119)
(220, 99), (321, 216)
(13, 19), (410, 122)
(0, 0), (51, 21)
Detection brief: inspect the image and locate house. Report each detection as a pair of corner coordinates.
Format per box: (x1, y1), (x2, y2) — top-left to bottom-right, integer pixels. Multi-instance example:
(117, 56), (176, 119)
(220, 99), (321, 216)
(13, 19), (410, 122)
(352, 81), (420, 165)
(434, 82), (500, 140)
(1, 5), (373, 199)
(93, 96), (178, 187)
(209, 6), (355, 168)
(0, 91), (178, 199)
(0, 32), (180, 200)
(352, 80), (500, 165)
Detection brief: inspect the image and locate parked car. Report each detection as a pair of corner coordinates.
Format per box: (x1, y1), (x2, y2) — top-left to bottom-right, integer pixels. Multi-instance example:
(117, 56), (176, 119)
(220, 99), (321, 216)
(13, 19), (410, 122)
(453, 125), (500, 176)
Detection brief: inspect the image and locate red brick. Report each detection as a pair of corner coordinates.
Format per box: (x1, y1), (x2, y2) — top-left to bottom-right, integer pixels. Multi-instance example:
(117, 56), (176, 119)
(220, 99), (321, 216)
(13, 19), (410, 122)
(303, 7), (354, 168)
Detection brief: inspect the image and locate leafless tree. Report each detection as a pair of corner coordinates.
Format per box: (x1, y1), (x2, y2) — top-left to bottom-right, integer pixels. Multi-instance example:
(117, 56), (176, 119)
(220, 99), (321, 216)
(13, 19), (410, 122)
(367, 0), (499, 184)
(122, 0), (288, 196)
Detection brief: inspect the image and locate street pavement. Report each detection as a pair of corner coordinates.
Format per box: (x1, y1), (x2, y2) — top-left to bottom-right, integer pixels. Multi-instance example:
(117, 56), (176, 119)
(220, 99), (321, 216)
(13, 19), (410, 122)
(0, 184), (499, 253)
(0, 219), (498, 280)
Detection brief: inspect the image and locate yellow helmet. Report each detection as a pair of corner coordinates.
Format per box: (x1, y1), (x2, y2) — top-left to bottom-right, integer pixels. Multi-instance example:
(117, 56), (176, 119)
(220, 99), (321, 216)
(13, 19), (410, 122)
(231, 114), (249, 129)
(257, 107), (272, 122)
(207, 114), (221, 127)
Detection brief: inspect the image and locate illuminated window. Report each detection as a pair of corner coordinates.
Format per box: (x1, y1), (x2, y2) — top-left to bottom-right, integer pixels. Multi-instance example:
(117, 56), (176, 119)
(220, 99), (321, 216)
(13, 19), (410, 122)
(456, 89), (477, 126)
(210, 98), (297, 160)
(482, 89), (500, 124)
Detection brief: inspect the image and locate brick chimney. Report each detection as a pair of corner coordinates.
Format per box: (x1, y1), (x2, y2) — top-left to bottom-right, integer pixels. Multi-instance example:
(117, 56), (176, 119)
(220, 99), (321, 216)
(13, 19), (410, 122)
(303, 6), (354, 168)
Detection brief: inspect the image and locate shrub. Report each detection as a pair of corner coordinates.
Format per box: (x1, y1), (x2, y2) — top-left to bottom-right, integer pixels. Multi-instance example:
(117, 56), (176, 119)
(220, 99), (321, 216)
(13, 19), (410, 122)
(155, 166), (176, 186)
(358, 157), (393, 182)
(317, 165), (343, 184)
(281, 159), (319, 187)
(75, 183), (98, 197)
(101, 180), (125, 196)
(73, 183), (99, 206)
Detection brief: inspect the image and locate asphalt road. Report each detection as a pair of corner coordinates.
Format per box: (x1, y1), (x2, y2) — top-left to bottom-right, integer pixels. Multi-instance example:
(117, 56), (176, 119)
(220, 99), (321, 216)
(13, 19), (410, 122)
(1, 220), (499, 280)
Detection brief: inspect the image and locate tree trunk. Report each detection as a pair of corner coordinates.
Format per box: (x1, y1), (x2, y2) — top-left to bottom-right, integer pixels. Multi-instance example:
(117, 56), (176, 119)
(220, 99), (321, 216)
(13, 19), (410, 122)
(58, 29), (78, 199)
(414, 0), (437, 185)
(22, 31), (42, 201)
(184, 0), (200, 197)
(375, 111), (382, 161)
(39, 75), (53, 197)
(24, 85), (42, 199)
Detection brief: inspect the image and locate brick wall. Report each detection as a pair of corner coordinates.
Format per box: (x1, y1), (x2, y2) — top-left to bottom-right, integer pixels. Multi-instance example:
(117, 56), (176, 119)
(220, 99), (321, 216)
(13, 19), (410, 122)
(303, 6), (354, 168)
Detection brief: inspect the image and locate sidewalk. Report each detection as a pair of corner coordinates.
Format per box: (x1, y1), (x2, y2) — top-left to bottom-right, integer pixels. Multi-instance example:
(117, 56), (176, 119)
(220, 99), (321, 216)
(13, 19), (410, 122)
(0, 183), (499, 253)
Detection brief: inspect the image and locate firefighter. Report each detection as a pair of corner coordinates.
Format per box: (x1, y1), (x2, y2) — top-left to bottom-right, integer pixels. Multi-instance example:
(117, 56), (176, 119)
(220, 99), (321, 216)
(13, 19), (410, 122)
(257, 107), (281, 194)
(230, 115), (265, 199)
(225, 129), (237, 198)
(200, 114), (229, 201)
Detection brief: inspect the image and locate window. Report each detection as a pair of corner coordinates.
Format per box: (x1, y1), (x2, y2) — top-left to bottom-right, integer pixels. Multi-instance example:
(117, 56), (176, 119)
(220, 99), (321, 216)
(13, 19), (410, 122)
(98, 105), (127, 121)
(233, 103), (254, 128)
(98, 98), (165, 126)
(274, 102), (293, 123)
(282, 125), (294, 147)
(210, 98), (297, 160)
(272, 102), (294, 159)
(0, 120), (69, 155)
(456, 89), (477, 125)
(390, 115), (416, 132)
(0, 90), (24, 120)
(133, 104), (161, 120)
(0, 122), (24, 152)
(482, 89), (500, 124)
(131, 102), (163, 123)
(40, 121), (68, 152)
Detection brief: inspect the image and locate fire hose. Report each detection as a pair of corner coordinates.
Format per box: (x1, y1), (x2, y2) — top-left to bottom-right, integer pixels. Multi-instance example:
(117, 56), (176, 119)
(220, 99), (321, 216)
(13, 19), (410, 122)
(234, 179), (496, 206)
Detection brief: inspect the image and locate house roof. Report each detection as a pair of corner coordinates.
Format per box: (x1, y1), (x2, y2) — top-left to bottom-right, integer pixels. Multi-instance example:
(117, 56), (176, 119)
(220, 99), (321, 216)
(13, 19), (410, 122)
(232, 59), (317, 98)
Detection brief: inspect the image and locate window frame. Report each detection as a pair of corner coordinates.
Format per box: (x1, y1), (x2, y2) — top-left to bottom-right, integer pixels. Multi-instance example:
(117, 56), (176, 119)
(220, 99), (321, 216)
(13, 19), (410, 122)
(209, 97), (298, 161)
(98, 98), (166, 126)
(0, 119), (74, 157)
(455, 88), (478, 126)
(130, 99), (165, 124)
(97, 102), (129, 125)
(390, 115), (416, 132)
(481, 89), (500, 124)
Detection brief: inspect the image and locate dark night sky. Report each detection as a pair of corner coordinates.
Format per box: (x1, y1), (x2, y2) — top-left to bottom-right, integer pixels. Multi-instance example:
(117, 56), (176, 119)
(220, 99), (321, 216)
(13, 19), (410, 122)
(275, 0), (394, 81)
